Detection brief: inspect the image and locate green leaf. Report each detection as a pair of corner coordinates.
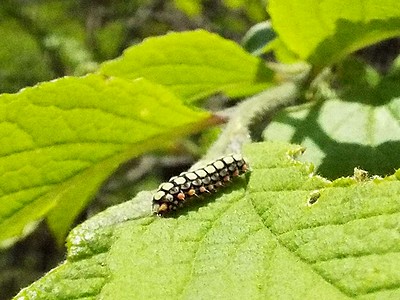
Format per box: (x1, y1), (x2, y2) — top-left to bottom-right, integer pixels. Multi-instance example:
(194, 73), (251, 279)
(263, 58), (400, 178)
(100, 30), (275, 102)
(267, 37), (301, 63)
(95, 21), (125, 59)
(173, 0), (202, 17)
(0, 74), (212, 246)
(14, 142), (400, 299)
(241, 22), (276, 56)
(268, 0), (400, 67)
(0, 18), (53, 93)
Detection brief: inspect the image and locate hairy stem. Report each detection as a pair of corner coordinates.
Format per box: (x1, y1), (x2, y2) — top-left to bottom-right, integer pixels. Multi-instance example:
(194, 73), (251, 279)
(201, 82), (301, 163)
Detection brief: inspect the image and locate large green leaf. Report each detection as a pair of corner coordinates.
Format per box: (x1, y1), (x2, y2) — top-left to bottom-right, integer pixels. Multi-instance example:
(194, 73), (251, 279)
(100, 30), (275, 102)
(0, 74), (212, 246)
(263, 58), (400, 178)
(268, 0), (400, 67)
(14, 142), (400, 299)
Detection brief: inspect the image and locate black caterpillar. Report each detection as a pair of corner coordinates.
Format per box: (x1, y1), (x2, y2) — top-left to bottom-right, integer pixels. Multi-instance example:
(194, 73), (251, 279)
(152, 154), (248, 216)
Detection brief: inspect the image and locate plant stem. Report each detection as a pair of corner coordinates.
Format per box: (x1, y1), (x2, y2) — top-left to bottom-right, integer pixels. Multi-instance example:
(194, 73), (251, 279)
(203, 82), (300, 162)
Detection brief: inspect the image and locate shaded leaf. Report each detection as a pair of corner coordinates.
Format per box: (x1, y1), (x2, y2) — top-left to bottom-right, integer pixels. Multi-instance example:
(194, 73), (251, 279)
(241, 21), (276, 56)
(263, 58), (400, 178)
(268, 0), (400, 67)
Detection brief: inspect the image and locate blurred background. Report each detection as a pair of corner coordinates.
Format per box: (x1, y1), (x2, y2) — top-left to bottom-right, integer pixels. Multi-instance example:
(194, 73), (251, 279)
(0, 0), (268, 94)
(0, 0), (267, 298)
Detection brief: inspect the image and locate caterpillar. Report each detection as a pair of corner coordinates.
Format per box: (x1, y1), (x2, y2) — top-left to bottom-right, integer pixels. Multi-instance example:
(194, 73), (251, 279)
(152, 154), (249, 216)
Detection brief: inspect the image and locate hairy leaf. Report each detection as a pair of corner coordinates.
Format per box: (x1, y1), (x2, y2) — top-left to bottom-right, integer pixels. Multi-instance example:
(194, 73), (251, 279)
(14, 142), (400, 299)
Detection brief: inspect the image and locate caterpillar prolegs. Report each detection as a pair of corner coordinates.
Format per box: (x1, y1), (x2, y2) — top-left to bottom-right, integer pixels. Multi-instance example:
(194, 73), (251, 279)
(152, 154), (249, 216)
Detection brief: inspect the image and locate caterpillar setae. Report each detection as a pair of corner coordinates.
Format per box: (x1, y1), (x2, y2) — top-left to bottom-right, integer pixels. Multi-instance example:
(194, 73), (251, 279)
(152, 154), (249, 216)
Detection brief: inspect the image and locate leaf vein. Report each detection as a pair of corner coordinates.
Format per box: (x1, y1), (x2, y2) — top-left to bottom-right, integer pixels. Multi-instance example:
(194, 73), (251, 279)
(26, 102), (166, 130)
(178, 194), (242, 297)
(278, 209), (400, 236)
(247, 188), (352, 297)
(313, 249), (400, 264)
